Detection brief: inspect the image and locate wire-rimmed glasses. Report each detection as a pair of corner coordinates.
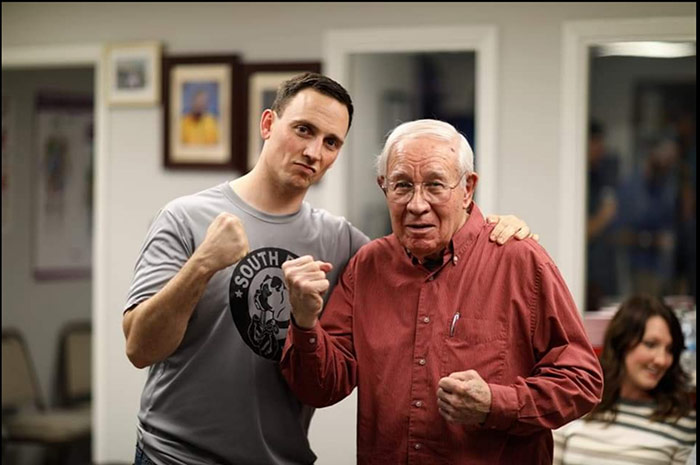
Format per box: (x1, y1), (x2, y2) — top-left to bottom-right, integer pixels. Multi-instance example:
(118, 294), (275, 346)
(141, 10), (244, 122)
(380, 171), (468, 205)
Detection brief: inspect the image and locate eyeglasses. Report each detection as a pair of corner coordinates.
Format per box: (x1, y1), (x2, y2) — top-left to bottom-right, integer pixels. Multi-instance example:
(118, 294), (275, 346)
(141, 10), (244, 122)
(381, 171), (468, 205)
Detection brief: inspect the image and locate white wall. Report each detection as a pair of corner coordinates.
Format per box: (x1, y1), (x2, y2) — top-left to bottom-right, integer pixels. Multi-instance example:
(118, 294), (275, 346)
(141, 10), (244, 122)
(2, 2), (696, 464)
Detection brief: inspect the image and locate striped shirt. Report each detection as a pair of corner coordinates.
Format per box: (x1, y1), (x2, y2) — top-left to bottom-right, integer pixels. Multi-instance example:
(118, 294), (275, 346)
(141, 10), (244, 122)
(553, 399), (696, 465)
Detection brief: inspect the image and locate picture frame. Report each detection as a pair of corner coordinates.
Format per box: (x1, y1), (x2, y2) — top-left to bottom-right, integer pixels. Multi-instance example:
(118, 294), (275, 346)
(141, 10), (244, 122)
(243, 62), (321, 172)
(105, 41), (161, 106)
(33, 92), (94, 280)
(163, 54), (243, 171)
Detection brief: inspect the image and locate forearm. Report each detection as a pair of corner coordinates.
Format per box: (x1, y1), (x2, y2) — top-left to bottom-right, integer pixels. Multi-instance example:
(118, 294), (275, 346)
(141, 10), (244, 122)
(281, 257), (359, 406)
(123, 255), (215, 368)
(482, 261), (603, 435)
(280, 322), (357, 407)
(484, 362), (602, 435)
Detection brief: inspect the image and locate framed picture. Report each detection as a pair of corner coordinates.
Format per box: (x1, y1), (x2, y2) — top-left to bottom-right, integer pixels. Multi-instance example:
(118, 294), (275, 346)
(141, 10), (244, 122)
(163, 54), (243, 171)
(243, 62), (321, 172)
(33, 92), (94, 280)
(105, 41), (161, 106)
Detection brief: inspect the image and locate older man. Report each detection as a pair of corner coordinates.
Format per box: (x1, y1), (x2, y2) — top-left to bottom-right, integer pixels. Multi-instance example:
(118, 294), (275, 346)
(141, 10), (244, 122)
(281, 119), (604, 464)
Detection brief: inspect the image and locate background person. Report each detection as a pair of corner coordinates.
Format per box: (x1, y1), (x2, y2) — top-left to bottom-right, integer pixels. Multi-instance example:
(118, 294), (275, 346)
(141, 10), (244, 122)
(554, 294), (696, 465)
(586, 120), (620, 311)
(616, 136), (681, 297)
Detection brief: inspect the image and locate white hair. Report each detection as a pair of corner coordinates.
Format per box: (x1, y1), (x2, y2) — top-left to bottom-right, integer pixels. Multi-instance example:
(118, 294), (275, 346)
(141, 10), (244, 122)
(375, 119), (474, 184)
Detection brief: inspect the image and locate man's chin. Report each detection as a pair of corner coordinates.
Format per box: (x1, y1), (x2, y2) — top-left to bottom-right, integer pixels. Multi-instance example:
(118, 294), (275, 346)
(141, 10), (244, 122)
(284, 174), (314, 191)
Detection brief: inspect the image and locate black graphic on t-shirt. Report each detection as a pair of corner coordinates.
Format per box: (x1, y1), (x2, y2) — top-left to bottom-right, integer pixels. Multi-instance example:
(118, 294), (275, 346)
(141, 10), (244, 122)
(229, 247), (298, 360)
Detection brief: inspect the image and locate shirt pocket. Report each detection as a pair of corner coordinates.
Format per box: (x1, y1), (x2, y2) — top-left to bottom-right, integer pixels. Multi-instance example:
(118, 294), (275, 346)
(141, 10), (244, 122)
(439, 317), (506, 383)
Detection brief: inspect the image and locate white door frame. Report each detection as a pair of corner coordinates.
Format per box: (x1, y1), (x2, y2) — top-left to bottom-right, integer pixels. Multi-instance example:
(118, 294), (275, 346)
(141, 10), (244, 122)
(2, 43), (108, 463)
(559, 16), (696, 311)
(317, 25), (499, 218)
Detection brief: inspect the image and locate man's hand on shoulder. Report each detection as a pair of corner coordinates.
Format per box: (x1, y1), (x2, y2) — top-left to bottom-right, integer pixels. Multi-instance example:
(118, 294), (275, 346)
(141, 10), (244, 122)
(486, 214), (539, 245)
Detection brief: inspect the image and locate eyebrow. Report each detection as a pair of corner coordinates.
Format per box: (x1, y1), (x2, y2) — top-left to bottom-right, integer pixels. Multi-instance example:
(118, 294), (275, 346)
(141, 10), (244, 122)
(388, 169), (451, 180)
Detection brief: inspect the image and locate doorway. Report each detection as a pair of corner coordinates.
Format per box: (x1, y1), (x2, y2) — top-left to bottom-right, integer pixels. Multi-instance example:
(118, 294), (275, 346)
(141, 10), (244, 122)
(2, 63), (97, 465)
(559, 16), (695, 311)
(308, 25), (499, 221)
(585, 47), (696, 311)
(346, 51), (477, 239)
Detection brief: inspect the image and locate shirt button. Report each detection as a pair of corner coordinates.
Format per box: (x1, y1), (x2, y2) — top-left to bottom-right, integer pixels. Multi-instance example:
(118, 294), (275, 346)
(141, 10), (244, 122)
(453, 255), (459, 264)
(308, 337), (316, 344)
(422, 316), (430, 324)
(418, 358), (426, 366)
(428, 276), (434, 281)
(415, 400), (423, 407)
(414, 443), (422, 450)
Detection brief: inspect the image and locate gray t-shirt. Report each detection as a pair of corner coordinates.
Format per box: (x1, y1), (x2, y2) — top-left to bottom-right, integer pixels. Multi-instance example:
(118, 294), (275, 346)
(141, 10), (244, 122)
(124, 182), (369, 465)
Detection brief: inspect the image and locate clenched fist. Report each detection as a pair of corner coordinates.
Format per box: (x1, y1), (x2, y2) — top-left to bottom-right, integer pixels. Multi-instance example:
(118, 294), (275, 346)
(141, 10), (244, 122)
(437, 369), (492, 426)
(282, 256), (333, 329)
(194, 212), (250, 274)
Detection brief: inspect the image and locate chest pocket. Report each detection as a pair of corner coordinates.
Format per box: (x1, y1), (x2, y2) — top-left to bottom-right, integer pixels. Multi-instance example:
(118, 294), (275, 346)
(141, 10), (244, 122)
(439, 317), (506, 383)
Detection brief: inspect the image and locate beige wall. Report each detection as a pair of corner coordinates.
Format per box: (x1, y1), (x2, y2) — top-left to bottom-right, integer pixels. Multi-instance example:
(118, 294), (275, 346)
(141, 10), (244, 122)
(2, 2), (695, 464)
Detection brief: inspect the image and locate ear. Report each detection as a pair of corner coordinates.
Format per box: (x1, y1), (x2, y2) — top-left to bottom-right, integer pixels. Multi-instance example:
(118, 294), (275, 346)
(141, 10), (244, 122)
(376, 176), (385, 190)
(463, 172), (479, 209)
(260, 109), (275, 140)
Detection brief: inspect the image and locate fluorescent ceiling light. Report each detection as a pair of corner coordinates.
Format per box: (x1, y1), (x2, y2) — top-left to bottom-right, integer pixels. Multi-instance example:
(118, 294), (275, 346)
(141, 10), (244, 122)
(595, 41), (696, 58)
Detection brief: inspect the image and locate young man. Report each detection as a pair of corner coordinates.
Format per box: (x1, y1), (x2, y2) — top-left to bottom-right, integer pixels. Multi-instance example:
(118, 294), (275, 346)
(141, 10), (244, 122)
(123, 75), (532, 464)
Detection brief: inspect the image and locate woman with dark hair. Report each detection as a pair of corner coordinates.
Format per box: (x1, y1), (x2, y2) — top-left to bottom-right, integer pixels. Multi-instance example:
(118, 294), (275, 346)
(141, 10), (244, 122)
(554, 294), (696, 465)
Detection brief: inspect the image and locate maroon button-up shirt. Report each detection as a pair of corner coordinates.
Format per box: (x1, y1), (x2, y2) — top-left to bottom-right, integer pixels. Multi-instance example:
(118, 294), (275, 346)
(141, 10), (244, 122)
(281, 205), (603, 465)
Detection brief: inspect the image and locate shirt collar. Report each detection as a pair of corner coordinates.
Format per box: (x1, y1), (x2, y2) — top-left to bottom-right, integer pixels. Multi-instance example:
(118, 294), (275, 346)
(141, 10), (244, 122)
(404, 243), (453, 271)
(452, 202), (484, 258)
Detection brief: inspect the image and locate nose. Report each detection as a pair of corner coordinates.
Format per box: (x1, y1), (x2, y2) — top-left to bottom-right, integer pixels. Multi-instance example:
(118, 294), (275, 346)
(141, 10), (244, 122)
(406, 184), (431, 215)
(652, 348), (672, 368)
(303, 138), (324, 162)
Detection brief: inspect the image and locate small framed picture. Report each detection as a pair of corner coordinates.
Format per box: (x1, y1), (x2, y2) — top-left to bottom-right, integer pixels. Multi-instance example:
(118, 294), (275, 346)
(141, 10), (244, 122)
(163, 54), (243, 171)
(243, 62), (321, 172)
(105, 41), (161, 106)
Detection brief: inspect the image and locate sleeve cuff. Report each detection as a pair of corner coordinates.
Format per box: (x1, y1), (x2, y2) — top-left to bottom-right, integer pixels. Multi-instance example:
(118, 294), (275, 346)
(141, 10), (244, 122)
(482, 383), (519, 430)
(289, 317), (325, 354)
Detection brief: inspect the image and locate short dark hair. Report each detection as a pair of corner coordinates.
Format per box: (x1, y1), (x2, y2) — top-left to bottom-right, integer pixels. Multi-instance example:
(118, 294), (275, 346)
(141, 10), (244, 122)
(588, 294), (690, 423)
(271, 72), (354, 131)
